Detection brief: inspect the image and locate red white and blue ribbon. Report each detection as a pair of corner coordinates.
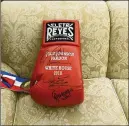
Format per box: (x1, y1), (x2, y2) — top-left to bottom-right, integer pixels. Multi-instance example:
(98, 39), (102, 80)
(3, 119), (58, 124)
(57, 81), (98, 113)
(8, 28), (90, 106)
(0, 71), (30, 93)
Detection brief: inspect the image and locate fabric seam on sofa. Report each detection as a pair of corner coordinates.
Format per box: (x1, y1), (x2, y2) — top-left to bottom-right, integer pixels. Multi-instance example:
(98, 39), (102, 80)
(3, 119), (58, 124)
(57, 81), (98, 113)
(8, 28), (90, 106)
(111, 79), (129, 122)
(105, 1), (112, 79)
(109, 79), (128, 123)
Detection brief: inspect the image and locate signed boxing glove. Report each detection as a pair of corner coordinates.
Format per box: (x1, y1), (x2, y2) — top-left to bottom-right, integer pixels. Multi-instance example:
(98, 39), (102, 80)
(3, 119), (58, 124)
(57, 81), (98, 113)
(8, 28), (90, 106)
(30, 20), (84, 107)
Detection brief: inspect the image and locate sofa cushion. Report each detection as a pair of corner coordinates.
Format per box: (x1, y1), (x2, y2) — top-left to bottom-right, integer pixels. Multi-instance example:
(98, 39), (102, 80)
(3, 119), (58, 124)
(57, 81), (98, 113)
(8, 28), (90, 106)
(107, 1), (128, 79)
(1, 62), (18, 125)
(111, 79), (128, 121)
(13, 78), (127, 125)
(1, 62), (17, 75)
(1, 1), (110, 79)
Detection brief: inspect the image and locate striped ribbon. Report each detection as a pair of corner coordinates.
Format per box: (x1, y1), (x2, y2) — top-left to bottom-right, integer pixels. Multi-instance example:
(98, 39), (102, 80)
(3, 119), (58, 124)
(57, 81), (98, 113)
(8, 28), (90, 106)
(0, 71), (30, 93)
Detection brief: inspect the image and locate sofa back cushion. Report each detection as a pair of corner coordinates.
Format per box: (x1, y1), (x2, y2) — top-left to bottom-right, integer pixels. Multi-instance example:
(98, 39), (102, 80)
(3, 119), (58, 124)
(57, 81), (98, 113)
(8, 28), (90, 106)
(1, 1), (110, 78)
(107, 1), (128, 79)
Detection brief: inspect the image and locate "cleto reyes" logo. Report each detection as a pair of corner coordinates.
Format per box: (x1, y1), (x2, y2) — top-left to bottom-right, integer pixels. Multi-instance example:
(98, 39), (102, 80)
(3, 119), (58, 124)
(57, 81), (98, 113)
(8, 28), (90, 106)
(45, 22), (75, 42)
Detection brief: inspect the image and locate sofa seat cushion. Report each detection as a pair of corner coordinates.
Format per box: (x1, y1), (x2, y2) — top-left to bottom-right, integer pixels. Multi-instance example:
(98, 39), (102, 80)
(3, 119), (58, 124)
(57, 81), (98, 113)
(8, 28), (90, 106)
(111, 79), (128, 120)
(13, 77), (127, 125)
(1, 62), (18, 125)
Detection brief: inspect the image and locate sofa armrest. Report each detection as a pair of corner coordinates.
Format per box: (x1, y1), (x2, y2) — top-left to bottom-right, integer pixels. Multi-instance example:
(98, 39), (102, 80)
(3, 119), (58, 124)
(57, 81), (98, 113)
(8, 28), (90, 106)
(1, 62), (18, 125)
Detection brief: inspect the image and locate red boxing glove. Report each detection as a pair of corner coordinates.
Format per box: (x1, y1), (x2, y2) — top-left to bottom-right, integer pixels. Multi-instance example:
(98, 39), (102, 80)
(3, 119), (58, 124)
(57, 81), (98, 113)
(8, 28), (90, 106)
(30, 20), (84, 107)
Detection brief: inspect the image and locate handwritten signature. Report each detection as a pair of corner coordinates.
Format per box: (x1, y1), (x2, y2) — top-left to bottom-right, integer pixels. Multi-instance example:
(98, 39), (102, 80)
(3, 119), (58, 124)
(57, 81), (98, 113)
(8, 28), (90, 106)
(43, 75), (69, 87)
(52, 88), (73, 102)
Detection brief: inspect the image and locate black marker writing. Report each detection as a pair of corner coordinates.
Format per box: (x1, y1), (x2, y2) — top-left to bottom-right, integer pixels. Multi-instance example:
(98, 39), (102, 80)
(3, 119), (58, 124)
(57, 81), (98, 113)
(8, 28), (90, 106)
(52, 88), (73, 102)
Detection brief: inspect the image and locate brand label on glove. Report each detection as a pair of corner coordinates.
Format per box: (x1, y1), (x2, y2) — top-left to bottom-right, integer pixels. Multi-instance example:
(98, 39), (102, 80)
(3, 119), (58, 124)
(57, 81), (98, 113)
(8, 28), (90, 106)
(45, 22), (75, 42)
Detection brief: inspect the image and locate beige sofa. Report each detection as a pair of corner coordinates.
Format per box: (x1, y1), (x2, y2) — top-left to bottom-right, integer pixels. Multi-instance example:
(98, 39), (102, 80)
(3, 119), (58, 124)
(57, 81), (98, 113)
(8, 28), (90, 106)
(1, 1), (128, 125)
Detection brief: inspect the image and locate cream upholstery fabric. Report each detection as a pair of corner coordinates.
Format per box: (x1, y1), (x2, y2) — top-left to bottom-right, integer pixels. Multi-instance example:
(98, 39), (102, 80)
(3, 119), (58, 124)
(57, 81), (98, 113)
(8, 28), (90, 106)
(1, 1), (128, 125)
(112, 79), (128, 120)
(107, 1), (128, 79)
(1, 1), (110, 79)
(1, 63), (18, 125)
(13, 78), (127, 125)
